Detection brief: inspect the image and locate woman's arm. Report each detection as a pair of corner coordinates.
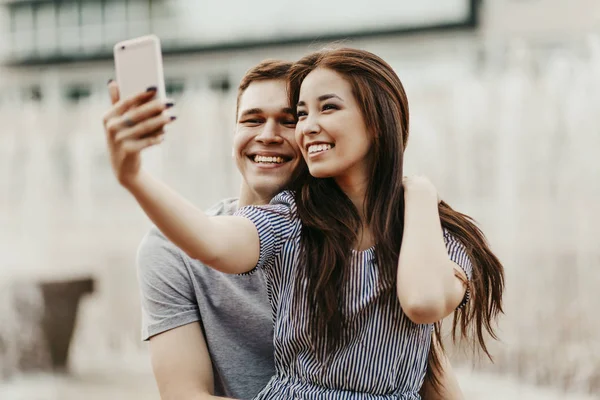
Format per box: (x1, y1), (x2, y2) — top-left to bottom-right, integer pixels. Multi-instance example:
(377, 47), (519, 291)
(103, 83), (259, 274)
(396, 176), (468, 324)
(126, 171), (259, 273)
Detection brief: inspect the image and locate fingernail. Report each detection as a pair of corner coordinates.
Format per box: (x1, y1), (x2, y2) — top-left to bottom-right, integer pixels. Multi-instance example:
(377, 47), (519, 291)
(107, 78), (114, 85)
(170, 116), (177, 121)
(165, 102), (174, 109)
(146, 86), (157, 92)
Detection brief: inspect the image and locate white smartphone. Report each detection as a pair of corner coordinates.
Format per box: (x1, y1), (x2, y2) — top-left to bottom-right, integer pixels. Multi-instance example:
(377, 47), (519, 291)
(113, 34), (167, 102)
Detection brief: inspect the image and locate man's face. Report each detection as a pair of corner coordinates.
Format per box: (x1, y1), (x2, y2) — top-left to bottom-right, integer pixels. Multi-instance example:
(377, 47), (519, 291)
(233, 79), (301, 200)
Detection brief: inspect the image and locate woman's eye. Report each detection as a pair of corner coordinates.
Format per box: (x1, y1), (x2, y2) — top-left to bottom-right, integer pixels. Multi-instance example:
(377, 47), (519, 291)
(322, 103), (338, 111)
(296, 110), (308, 118)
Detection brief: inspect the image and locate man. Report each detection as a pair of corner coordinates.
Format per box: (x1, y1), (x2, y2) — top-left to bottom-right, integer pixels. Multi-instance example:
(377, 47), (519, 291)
(105, 60), (464, 400)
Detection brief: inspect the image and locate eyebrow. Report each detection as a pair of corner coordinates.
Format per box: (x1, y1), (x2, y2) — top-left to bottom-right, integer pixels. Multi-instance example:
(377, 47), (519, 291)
(239, 107), (294, 118)
(239, 108), (263, 118)
(297, 93), (343, 107)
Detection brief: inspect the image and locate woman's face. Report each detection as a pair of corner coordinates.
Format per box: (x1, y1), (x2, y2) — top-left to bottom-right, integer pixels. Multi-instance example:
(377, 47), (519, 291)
(295, 68), (372, 182)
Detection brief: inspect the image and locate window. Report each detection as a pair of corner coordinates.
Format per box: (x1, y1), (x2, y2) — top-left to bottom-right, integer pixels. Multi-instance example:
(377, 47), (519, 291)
(166, 80), (185, 97)
(36, 3), (58, 56)
(12, 3), (35, 57)
(81, 1), (104, 51)
(65, 84), (92, 103)
(103, 0), (128, 45)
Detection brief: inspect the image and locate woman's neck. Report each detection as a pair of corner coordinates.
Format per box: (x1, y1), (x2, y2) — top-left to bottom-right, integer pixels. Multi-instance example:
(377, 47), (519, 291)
(335, 170), (374, 251)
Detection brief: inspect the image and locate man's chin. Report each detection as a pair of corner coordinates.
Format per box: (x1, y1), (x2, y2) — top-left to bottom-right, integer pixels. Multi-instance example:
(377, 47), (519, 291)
(247, 178), (290, 201)
(241, 160), (298, 197)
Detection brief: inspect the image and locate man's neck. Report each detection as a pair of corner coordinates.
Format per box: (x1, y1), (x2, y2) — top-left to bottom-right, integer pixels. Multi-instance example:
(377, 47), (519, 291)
(238, 184), (273, 208)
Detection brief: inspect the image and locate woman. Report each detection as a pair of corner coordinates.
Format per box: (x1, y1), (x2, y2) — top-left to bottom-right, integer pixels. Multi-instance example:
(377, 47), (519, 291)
(284, 49), (504, 396)
(104, 48), (503, 398)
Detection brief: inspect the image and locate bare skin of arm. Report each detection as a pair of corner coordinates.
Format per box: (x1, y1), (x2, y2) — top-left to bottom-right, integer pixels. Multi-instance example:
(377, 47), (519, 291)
(397, 176), (469, 325)
(103, 84), (259, 274)
(149, 323), (234, 400)
(420, 339), (465, 400)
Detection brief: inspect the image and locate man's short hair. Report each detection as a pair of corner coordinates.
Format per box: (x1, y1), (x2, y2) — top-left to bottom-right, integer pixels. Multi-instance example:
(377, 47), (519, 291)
(236, 59), (293, 118)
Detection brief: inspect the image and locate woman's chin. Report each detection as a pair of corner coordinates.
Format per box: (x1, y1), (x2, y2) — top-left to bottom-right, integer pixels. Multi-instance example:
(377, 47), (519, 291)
(308, 165), (335, 179)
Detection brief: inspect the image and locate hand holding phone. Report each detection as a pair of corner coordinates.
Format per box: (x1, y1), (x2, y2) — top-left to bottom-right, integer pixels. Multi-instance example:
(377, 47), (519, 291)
(102, 35), (175, 188)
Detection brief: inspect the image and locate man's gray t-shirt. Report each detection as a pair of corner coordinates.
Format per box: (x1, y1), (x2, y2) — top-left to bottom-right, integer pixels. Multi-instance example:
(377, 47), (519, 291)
(137, 198), (275, 399)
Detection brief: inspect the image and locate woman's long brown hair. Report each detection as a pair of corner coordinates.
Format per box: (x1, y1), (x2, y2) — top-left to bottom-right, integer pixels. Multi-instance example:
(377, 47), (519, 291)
(287, 48), (504, 394)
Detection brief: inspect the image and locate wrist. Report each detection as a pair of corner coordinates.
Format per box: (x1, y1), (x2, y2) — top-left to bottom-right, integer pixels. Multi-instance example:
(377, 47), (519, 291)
(404, 185), (438, 204)
(120, 169), (148, 193)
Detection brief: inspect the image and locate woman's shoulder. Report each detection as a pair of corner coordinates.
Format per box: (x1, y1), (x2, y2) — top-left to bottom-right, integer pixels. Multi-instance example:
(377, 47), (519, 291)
(265, 190), (300, 224)
(269, 190), (297, 209)
(234, 190), (301, 251)
(234, 190), (299, 227)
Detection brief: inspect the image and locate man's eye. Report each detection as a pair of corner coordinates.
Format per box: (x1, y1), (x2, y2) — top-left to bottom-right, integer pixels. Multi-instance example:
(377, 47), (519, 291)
(242, 119), (262, 124)
(282, 120), (297, 127)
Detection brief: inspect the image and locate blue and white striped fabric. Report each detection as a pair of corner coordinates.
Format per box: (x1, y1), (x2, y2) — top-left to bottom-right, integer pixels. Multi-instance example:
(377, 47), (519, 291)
(235, 191), (472, 400)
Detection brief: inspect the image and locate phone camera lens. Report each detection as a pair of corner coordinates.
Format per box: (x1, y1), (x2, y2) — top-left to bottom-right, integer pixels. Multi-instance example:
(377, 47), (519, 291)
(121, 45), (125, 50)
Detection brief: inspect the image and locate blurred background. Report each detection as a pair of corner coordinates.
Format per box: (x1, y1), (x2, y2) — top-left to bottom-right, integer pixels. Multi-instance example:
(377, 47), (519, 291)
(0, 0), (599, 399)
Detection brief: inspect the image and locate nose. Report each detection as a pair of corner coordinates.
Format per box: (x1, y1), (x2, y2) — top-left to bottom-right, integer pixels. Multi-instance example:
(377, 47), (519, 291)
(255, 119), (283, 144)
(300, 114), (321, 136)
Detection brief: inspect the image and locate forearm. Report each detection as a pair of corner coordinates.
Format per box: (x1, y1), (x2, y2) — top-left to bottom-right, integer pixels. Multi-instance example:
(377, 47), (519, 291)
(125, 170), (224, 263)
(396, 190), (458, 322)
(150, 323), (240, 400)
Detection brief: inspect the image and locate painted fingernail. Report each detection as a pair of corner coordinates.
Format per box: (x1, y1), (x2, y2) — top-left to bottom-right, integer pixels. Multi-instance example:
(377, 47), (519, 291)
(107, 78), (114, 85)
(170, 116), (177, 121)
(165, 102), (174, 108)
(146, 86), (157, 92)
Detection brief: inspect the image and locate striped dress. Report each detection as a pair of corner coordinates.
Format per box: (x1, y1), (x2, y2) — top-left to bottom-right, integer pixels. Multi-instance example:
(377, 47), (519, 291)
(234, 191), (473, 400)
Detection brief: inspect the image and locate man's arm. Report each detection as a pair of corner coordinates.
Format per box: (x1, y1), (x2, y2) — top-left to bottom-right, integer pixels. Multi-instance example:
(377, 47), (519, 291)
(149, 323), (233, 400)
(137, 228), (234, 400)
(420, 337), (464, 400)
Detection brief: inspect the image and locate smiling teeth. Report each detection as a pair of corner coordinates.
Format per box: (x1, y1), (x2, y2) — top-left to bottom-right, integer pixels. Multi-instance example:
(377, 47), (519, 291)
(254, 155), (285, 164)
(308, 144), (332, 154)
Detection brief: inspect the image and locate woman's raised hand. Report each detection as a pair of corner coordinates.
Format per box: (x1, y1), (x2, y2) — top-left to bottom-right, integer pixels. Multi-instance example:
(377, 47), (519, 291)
(102, 81), (175, 188)
(402, 175), (441, 204)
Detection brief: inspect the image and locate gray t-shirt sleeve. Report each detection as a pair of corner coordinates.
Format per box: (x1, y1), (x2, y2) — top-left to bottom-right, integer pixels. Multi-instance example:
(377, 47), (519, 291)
(137, 227), (201, 340)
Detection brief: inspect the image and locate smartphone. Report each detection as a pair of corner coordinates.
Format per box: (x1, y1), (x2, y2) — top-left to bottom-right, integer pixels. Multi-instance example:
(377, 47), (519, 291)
(113, 35), (167, 102)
